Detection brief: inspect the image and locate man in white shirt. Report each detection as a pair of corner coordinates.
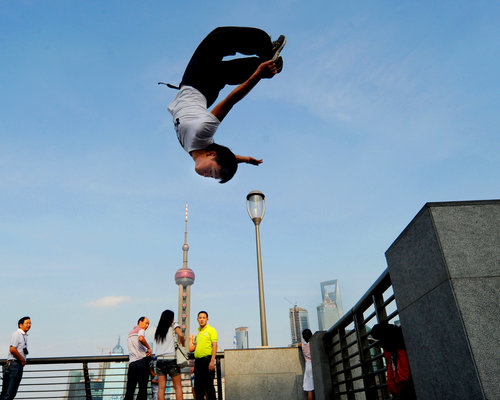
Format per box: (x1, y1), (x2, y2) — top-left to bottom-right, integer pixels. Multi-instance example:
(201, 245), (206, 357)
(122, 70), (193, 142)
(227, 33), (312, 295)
(0, 316), (31, 400)
(124, 316), (152, 400)
(166, 26), (286, 183)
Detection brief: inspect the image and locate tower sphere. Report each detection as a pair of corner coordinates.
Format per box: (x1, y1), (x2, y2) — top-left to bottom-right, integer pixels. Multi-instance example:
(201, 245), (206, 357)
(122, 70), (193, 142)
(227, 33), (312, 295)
(175, 267), (195, 286)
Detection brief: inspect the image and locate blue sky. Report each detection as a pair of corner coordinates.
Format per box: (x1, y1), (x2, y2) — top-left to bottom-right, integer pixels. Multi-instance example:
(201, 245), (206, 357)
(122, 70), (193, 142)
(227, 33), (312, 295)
(1, 0), (499, 356)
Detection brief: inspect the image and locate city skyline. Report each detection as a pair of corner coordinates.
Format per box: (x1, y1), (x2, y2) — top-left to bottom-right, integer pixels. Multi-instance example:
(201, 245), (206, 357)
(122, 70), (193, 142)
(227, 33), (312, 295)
(1, 1), (498, 356)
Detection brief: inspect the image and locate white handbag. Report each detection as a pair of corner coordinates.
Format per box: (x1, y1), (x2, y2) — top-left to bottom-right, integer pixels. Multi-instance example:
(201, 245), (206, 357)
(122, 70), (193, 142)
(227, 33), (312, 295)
(174, 328), (189, 368)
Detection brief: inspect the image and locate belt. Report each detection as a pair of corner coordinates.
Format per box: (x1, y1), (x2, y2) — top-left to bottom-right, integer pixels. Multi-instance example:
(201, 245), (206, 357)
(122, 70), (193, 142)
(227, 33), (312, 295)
(156, 356), (176, 360)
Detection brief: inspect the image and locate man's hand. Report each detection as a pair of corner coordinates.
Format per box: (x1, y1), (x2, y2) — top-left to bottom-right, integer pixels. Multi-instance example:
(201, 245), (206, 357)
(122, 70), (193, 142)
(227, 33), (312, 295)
(236, 155), (263, 165)
(256, 59), (278, 79)
(10, 347), (26, 365)
(247, 157), (263, 165)
(209, 359), (216, 371)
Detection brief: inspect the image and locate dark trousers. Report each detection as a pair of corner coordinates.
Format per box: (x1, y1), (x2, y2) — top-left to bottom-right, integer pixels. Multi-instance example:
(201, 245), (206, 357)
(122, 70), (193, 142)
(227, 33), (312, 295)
(194, 356), (216, 400)
(0, 360), (23, 400)
(124, 358), (150, 400)
(181, 26), (274, 108)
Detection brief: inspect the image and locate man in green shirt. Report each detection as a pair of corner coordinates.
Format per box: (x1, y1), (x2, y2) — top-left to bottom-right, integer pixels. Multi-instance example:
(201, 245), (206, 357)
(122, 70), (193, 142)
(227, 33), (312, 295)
(189, 311), (218, 400)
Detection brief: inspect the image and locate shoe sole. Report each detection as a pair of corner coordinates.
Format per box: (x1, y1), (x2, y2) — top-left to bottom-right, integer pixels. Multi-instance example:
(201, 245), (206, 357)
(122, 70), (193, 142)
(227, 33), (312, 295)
(275, 56), (283, 73)
(272, 36), (287, 61)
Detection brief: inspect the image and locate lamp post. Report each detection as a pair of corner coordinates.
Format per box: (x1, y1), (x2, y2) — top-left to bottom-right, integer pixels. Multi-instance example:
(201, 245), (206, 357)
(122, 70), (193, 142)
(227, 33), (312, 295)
(246, 190), (268, 346)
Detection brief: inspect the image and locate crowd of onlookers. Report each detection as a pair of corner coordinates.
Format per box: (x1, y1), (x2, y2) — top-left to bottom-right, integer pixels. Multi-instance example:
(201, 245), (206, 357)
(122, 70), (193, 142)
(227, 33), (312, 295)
(1, 315), (416, 400)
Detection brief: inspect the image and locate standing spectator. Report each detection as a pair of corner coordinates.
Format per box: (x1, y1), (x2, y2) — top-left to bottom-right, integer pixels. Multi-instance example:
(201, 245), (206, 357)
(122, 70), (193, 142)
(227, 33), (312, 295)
(189, 311), (217, 400)
(154, 310), (185, 400)
(124, 316), (152, 400)
(0, 317), (31, 400)
(298, 329), (315, 400)
(370, 324), (417, 400)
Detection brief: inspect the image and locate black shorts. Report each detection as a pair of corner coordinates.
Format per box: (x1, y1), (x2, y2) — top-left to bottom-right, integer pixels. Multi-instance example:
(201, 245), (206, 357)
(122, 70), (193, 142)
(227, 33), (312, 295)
(156, 359), (181, 378)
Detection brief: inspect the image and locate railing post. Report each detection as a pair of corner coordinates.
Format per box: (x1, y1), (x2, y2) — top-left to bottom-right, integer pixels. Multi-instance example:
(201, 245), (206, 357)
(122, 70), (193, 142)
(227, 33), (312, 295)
(338, 327), (355, 400)
(354, 311), (378, 400)
(82, 361), (92, 400)
(371, 292), (390, 400)
(372, 292), (388, 323)
(216, 356), (223, 399)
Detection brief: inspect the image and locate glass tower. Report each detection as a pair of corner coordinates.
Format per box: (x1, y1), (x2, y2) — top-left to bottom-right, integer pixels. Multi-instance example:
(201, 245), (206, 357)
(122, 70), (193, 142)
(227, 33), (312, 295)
(317, 279), (344, 331)
(289, 306), (310, 345)
(235, 327), (249, 349)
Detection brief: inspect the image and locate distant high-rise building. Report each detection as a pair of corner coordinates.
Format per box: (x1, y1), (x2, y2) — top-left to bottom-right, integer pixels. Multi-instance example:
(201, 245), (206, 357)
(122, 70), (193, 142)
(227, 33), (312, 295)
(317, 279), (344, 331)
(111, 336), (124, 355)
(175, 203), (195, 341)
(289, 306), (310, 345)
(235, 327), (249, 349)
(101, 337), (127, 400)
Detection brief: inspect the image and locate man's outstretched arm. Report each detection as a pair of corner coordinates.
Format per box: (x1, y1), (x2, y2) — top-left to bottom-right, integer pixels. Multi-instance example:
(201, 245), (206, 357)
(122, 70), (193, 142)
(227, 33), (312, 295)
(210, 59), (278, 122)
(236, 155), (263, 165)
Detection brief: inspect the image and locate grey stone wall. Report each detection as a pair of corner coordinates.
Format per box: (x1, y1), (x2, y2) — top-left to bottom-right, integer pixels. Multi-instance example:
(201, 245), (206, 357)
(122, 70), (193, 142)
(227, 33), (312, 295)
(224, 347), (307, 400)
(310, 332), (333, 400)
(385, 200), (500, 400)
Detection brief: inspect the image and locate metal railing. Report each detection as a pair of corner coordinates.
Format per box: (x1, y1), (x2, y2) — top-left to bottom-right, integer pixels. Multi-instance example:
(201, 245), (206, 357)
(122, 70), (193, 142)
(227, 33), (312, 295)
(324, 268), (398, 400)
(0, 354), (224, 399)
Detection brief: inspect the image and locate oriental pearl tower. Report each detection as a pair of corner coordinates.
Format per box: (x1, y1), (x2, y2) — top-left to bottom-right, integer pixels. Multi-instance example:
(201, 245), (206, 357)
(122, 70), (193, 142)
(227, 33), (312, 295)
(175, 203), (195, 340)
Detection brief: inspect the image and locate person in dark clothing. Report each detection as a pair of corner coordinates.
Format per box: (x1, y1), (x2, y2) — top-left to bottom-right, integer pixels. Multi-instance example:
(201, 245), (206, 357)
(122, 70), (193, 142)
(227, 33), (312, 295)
(124, 317), (152, 400)
(370, 324), (417, 400)
(166, 27), (286, 183)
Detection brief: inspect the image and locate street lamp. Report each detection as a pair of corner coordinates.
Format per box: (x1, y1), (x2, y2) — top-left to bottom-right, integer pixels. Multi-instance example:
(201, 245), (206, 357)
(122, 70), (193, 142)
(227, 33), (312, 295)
(246, 190), (268, 346)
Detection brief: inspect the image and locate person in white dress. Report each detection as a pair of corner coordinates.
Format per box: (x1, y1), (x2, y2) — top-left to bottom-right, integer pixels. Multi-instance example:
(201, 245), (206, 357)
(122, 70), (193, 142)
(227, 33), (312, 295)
(299, 329), (315, 400)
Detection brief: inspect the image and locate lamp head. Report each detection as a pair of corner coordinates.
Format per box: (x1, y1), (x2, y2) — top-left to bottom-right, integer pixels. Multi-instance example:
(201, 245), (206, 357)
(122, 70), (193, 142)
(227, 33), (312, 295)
(246, 190), (266, 223)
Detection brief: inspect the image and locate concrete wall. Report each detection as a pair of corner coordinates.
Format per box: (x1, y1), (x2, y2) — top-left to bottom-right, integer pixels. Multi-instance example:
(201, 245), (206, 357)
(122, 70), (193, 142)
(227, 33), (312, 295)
(385, 200), (500, 400)
(310, 332), (332, 400)
(224, 347), (307, 400)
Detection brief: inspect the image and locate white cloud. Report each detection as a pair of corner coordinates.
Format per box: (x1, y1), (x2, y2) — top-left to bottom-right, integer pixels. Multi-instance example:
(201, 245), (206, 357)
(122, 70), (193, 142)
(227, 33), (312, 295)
(86, 296), (131, 308)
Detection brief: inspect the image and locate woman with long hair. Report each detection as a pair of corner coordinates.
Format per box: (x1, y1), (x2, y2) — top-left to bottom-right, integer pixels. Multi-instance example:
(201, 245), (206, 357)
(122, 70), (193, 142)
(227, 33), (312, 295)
(154, 310), (185, 400)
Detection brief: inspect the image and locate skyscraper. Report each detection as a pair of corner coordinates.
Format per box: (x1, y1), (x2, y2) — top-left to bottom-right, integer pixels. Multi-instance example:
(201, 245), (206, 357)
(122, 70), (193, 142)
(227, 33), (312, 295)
(175, 203), (195, 341)
(317, 279), (344, 331)
(100, 337), (127, 400)
(235, 327), (249, 349)
(289, 306), (310, 345)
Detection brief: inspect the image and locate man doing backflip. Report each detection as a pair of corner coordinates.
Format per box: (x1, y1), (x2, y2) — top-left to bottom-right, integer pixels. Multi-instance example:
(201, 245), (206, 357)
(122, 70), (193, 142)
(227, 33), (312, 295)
(166, 27), (286, 183)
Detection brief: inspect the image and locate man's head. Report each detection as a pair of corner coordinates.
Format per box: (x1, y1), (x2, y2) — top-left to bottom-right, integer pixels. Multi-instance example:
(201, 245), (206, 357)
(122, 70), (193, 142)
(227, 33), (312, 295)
(137, 316), (150, 330)
(302, 329), (312, 343)
(370, 323), (404, 352)
(197, 311), (209, 328)
(194, 144), (237, 183)
(18, 316), (31, 333)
